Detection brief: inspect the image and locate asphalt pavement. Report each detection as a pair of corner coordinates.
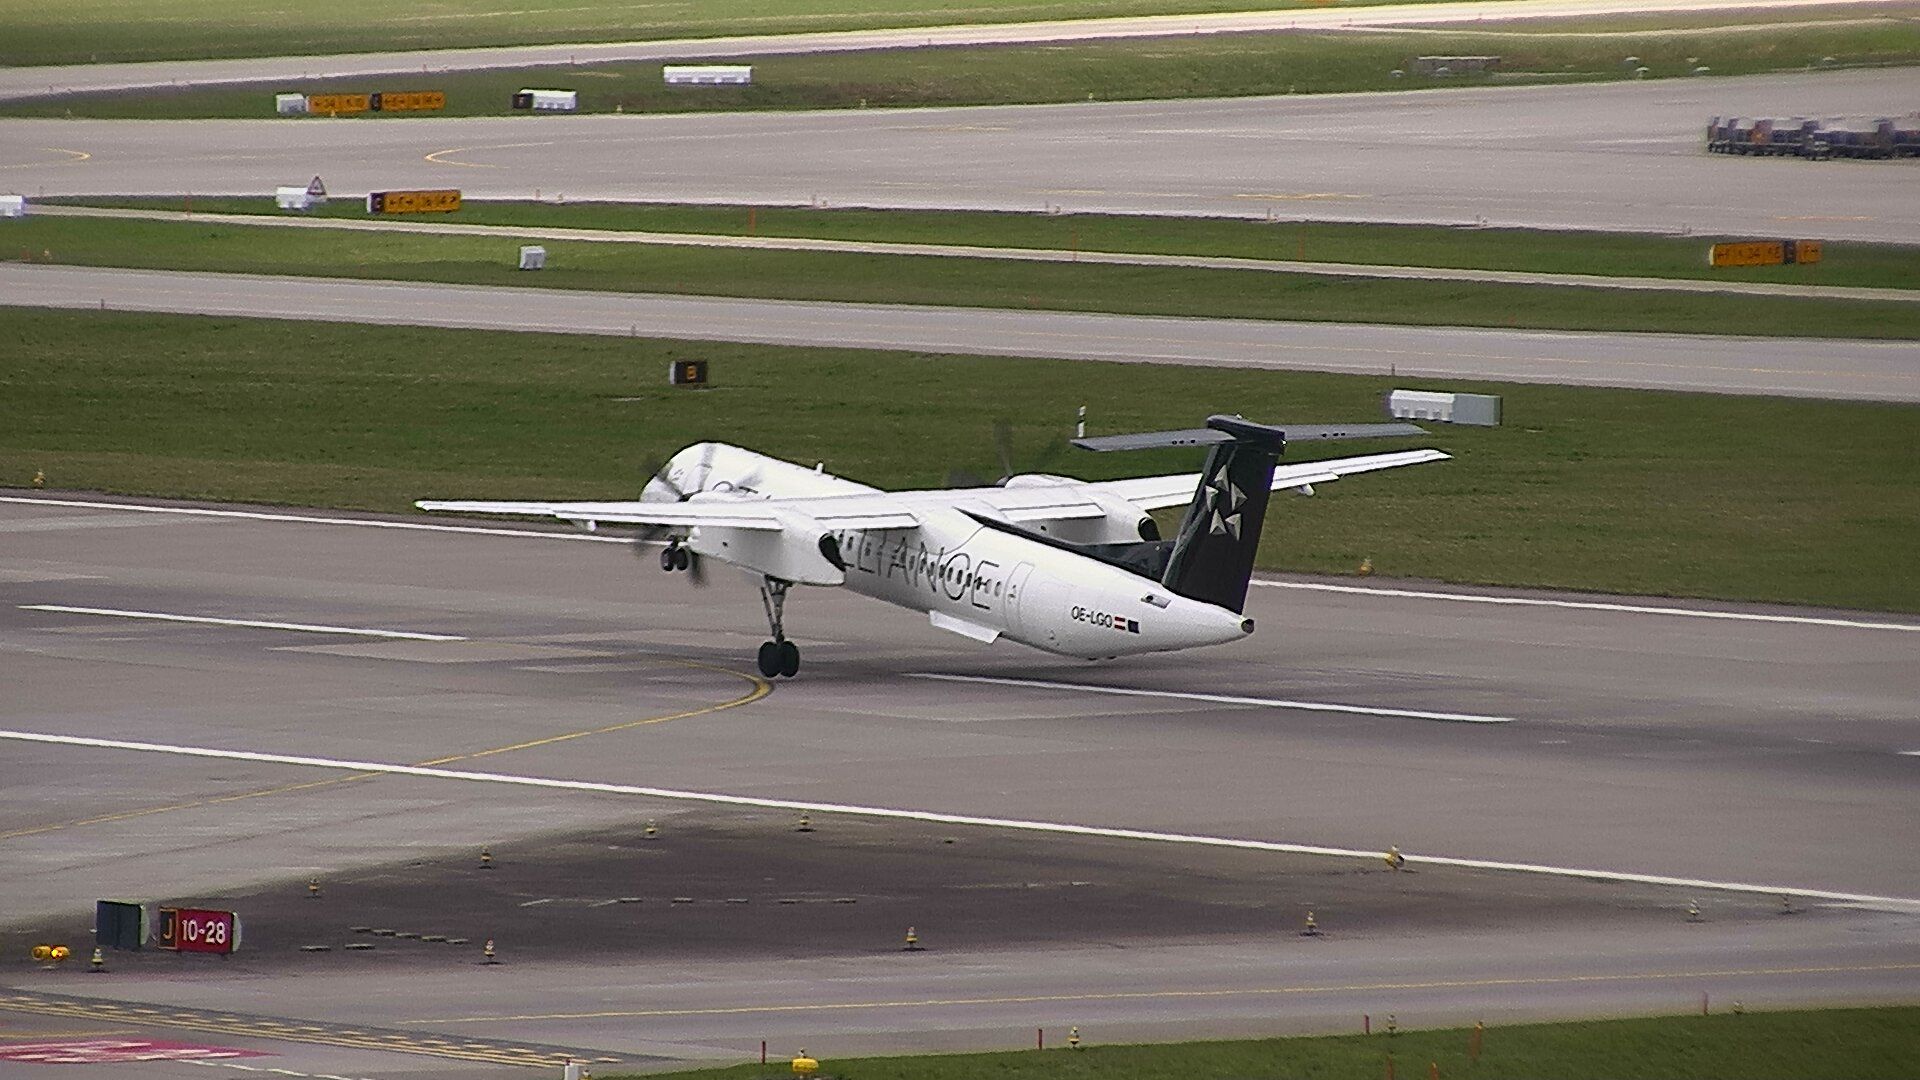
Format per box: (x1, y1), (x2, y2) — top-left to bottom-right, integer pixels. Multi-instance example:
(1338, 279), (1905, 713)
(0, 491), (1914, 1078)
(0, 0), (1882, 100)
(5, 71), (1916, 241)
(5, 263), (1916, 400)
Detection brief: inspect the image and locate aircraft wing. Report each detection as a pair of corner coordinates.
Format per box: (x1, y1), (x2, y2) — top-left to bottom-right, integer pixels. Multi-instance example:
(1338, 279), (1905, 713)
(1082, 448), (1451, 512)
(414, 498), (919, 531)
(418, 494), (924, 587)
(886, 485), (1115, 523)
(420, 447), (1446, 530)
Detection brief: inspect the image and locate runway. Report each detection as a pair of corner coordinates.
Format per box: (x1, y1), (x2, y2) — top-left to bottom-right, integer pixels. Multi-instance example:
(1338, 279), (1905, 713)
(6, 263), (1917, 400)
(1, 491), (1915, 1077)
(0, 0), (1883, 101)
(5, 71), (1917, 241)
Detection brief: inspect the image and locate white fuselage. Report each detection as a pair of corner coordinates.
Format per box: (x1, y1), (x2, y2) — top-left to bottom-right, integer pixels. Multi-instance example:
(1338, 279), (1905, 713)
(655, 443), (1253, 660)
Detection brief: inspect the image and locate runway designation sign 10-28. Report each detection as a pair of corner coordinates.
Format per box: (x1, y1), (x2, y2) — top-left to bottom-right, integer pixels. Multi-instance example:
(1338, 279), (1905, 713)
(156, 907), (240, 954)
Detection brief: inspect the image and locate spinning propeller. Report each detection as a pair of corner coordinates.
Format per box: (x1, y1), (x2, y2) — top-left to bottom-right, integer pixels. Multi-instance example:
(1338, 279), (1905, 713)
(633, 455), (707, 586)
(944, 419), (1069, 488)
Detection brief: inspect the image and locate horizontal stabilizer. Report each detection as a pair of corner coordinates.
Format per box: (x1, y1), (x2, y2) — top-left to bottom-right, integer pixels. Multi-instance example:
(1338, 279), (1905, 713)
(1074, 420), (1426, 452)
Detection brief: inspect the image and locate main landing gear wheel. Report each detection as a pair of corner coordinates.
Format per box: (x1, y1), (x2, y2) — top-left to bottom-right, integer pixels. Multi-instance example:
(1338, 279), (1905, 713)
(661, 543), (691, 572)
(756, 577), (802, 679)
(756, 639), (801, 678)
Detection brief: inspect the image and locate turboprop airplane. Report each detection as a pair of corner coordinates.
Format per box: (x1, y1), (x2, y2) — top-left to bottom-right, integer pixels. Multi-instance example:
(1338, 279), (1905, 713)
(417, 416), (1446, 678)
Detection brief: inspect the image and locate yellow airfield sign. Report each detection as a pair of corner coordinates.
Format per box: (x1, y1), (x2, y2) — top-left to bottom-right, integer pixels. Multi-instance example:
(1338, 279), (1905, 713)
(367, 189), (461, 214)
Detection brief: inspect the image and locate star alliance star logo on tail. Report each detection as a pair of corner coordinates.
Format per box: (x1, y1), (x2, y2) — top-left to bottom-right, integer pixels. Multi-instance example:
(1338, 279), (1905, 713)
(1205, 462), (1246, 539)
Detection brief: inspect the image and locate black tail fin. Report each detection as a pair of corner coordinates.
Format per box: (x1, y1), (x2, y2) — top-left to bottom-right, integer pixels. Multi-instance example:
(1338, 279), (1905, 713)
(1074, 416), (1426, 614)
(1160, 429), (1281, 613)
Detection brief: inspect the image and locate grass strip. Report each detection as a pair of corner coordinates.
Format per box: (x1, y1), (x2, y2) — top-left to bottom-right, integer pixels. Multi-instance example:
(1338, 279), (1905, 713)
(613, 1007), (1920, 1080)
(6, 308), (1917, 612)
(0, 0), (1440, 68)
(7, 19), (1918, 117)
(51, 198), (1920, 292)
(7, 216), (1918, 339)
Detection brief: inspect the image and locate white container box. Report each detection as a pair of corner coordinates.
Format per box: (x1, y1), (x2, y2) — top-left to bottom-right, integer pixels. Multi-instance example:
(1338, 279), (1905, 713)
(1386, 389), (1502, 427)
(514, 89), (578, 112)
(275, 186), (316, 211)
(663, 65), (753, 86)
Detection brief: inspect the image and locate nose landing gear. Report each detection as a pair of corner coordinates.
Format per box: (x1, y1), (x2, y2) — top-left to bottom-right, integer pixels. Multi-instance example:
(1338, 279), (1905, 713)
(659, 541), (691, 573)
(756, 577), (801, 678)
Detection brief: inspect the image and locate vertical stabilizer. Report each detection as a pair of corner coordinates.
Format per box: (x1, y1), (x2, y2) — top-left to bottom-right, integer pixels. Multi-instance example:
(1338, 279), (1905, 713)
(1160, 426), (1282, 613)
(1071, 415), (1428, 614)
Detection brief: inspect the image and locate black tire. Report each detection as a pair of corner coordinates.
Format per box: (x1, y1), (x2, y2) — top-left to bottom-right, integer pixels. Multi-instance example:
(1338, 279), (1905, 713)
(673, 546), (691, 571)
(757, 641), (781, 678)
(778, 640), (800, 678)
(660, 547), (676, 572)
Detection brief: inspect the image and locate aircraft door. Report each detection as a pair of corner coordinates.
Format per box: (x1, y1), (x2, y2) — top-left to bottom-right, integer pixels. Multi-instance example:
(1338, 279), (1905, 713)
(1004, 563), (1034, 634)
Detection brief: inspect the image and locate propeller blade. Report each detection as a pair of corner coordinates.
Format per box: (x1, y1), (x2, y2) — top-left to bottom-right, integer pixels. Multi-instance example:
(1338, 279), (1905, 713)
(992, 419), (1015, 483)
(686, 552), (707, 586)
(638, 455), (687, 502)
(1027, 435), (1069, 474)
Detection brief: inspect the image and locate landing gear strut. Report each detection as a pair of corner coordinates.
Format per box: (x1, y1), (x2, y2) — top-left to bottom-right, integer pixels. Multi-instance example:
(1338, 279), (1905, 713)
(659, 540), (690, 573)
(756, 577), (800, 679)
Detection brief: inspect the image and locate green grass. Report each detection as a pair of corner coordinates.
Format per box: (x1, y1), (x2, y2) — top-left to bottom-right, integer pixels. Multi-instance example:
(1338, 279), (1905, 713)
(7, 18), (1917, 116)
(615, 1007), (1920, 1080)
(9, 216), (1920, 339)
(6, 308), (1918, 612)
(0, 0), (1441, 68)
(52, 198), (1920, 291)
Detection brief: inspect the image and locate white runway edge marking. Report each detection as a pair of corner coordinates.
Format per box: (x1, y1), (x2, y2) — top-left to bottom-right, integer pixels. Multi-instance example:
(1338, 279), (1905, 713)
(20, 605), (465, 642)
(0, 495), (628, 545)
(4, 729), (1913, 913)
(184, 1062), (374, 1080)
(909, 673), (1512, 724)
(1254, 580), (1920, 633)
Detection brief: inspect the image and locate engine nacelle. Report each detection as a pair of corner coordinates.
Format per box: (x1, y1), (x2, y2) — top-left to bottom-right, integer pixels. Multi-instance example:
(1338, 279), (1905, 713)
(1003, 474), (1159, 545)
(687, 507), (846, 586)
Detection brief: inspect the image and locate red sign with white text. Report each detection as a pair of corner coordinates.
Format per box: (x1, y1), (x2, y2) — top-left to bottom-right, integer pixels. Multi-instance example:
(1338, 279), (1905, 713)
(156, 907), (240, 954)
